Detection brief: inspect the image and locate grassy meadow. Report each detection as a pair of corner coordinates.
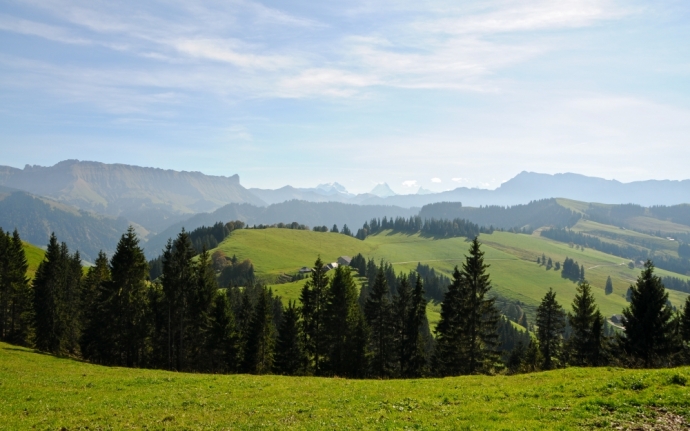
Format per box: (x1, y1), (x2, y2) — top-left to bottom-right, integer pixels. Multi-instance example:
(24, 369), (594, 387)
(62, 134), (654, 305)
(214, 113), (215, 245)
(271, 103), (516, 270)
(1, 342), (689, 430)
(212, 228), (689, 324)
(22, 241), (44, 280)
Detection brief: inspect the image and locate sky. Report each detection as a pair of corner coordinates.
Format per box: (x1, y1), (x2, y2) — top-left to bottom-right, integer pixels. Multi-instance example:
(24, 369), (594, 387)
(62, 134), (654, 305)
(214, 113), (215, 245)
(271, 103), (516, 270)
(1, 0), (689, 194)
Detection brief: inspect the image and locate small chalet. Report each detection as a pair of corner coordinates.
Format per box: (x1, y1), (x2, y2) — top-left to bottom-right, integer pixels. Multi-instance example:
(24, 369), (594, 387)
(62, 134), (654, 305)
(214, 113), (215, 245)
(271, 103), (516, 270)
(337, 256), (352, 266)
(298, 266), (313, 274)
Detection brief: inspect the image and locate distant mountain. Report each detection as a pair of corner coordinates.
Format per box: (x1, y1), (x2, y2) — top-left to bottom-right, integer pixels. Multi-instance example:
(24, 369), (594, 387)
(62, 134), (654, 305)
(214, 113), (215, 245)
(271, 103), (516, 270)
(145, 200), (418, 258)
(370, 183), (396, 198)
(0, 189), (130, 262)
(0, 160), (265, 233)
(247, 172), (690, 208)
(417, 187), (434, 195)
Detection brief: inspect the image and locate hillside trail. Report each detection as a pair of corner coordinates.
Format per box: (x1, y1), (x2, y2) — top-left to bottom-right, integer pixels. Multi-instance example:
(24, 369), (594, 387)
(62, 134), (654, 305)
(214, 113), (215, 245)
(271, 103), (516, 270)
(586, 262), (627, 270)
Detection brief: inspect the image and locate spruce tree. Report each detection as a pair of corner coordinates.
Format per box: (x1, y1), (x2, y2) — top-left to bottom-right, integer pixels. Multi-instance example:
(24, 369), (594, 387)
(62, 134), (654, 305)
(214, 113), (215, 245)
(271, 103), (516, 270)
(80, 251), (111, 363)
(206, 292), (237, 372)
(365, 264), (394, 377)
(433, 266), (465, 376)
(61, 249), (83, 356)
(605, 276), (613, 295)
(536, 288), (565, 370)
(406, 274), (429, 377)
(243, 287), (276, 374)
(460, 237), (500, 374)
(568, 281), (604, 366)
(161, 230), (196, 371)
(299, 256), (329, 375)
(32, 234), (66, 354)
(393, 274), (412, 377)
(325, 265), (365, 377)
(682, 296), (690, 345)
(189, 248), (218, 369)
(0, 229), (9, 340)
(620, 260), (673, 367)
(0, 230), (31, 345)
(274, 300), (304, 375)
(107, 227), (149, 367)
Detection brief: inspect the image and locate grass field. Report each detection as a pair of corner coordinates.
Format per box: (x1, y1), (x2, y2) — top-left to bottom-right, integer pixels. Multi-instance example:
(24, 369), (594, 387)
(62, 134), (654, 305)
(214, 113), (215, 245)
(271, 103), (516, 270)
(214, 228), (689, 324)
(1, 342), (688, 430)
(22, 241), (44, 280)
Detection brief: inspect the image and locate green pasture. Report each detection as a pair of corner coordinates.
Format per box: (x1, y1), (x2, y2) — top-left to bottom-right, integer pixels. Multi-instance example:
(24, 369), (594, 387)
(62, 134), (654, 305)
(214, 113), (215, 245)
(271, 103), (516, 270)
(22, 241), (45, 280)
(1, 342), (689, 430)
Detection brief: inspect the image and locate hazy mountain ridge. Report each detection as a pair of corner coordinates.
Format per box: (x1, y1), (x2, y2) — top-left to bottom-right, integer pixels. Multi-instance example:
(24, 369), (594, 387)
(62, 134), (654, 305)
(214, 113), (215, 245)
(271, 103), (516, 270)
(250, 172), (690, 208)
(0, 160), (265, 233)
(0, 190), (130, 261)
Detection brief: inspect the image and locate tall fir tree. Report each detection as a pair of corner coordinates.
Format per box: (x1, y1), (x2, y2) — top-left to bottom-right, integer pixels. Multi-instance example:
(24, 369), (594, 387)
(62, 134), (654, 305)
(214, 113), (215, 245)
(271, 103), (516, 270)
(393, 274), (413, 377)
(206, 291), (237, 373)
(161, 230), (196, 371)
(605, 276), (613, 295)
(299, 256), (329, 375)
(188, 247), (218, 370)
(620, 260), (674, 367)
(79, 251), (111, 363)
(536, 288), (565, 370)
(274, 300), (304, 375)
(365, 264), (394, 377)
(567, 281), (605, 366)
(0, 229), (31, 345)
(682, 296), (690, 345)
(406, 275), (430, 377)
(107, 227), (149, 367)
(325, 265), (367, 377)
(433, 266), (465, 376)
(460, 238), (500, 374)
(243, 287), (276, 374)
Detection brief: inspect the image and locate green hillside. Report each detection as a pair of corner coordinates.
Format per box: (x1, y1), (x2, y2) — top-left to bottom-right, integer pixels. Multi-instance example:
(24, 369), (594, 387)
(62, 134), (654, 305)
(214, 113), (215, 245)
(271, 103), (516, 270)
(212, 228), (689, 324)
(1, 342), (688, 430)
(23, 241), (44, 279)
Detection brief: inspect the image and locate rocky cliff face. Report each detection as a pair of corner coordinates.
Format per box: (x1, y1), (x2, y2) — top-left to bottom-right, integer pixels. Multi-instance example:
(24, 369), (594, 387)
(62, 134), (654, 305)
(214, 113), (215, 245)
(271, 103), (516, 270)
(0, 160), (265, 233)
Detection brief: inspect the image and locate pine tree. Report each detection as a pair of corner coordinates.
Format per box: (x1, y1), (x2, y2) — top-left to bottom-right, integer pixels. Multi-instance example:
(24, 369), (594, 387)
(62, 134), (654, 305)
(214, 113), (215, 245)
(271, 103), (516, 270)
(393, 275), (412, 377)
(433, 266), (465, 376)
(331, 224), (339, 233)
(568, 281), (604, 366)
(325, 265), (366, 377)
(243, 287), (276, 374)
(274, 300), (304, 375)
(206, 292), (237, 372)
(460, 237), (500, 374)
(107, 227), (149, 367)
(405, 275), (430, 377)
(620, 260), (674, 367)
(33, 234), (63, 353)
(0, 230), (31, 345)
(189, 247), (218, 370)
(365, 265), (394, 377)
(161, 230), (196, 371)
(80, 251), (111, 363)
(605, 276), (613, 295)
(299, 256), (329, 375)
(536, 288), (565, 370)
(580, 265), (586, 281)
(61, 249), (83, 356)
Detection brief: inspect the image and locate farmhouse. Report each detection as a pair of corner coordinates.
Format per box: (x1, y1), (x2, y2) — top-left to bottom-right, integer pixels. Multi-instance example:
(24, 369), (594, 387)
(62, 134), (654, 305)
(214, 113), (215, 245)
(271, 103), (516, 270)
(337, 256), (352, 266)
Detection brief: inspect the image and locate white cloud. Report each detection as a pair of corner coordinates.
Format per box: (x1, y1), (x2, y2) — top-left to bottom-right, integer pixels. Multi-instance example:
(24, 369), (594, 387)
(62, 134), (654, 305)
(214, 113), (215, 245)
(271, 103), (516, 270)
(402, 180), (418, 187)
(452, 177), (468, 183)
(431, 177), (442, 183)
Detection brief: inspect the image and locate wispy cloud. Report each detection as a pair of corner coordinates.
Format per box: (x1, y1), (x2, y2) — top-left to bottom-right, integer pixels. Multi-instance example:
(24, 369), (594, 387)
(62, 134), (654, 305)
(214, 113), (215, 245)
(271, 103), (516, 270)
(431, 177), (442, 183)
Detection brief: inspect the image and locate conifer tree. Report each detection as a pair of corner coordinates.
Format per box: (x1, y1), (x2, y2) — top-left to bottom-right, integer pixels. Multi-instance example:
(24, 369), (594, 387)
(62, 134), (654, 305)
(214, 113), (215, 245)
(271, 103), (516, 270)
(568, 281), (604, 366)
(536, 288), (565, 370)
(605, 276), (613, 295)
(0, 229), (31, 344)
(682, 297), (690, 345)
(80, 251), (111, 363)
(33, 234), (63, 353)
(188, 248), (218, 369)
(365, 265), (394, 377)
(206, 291), (237, 372)
(107, 227), (149, 367)
(161, 230), (196, 370)
(299, 256), (329, 375)
(393, 275), (412, 377)
(404, 275), (430, 377)
(325, 265), (366, 377)
(61, 249), (83, 356)
(620, 260), (673, 367)
(460, 237), (500, 374)
(274, 300), (304, 375)
(433, 266), (465, 376)
(243, 287), (276, 374)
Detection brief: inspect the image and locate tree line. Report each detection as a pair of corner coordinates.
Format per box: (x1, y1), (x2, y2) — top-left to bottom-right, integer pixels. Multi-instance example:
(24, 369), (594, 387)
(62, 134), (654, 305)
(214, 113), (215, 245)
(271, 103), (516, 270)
(355, 216), (492, 240)
(3, 228), (690, 376)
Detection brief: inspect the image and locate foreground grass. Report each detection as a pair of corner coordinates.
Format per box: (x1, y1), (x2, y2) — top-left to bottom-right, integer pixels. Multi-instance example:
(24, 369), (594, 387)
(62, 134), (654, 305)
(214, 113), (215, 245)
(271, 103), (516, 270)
(1, 343), (689, 430)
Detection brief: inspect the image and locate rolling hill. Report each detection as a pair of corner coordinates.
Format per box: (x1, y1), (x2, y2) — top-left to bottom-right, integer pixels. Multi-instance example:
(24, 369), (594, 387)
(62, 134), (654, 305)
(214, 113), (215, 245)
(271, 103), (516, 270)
(1, 341), (688, 429)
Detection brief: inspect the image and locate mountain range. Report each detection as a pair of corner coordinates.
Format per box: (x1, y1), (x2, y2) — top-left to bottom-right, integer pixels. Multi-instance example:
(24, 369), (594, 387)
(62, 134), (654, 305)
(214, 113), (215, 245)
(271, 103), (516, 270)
(1, 159), (690, 261)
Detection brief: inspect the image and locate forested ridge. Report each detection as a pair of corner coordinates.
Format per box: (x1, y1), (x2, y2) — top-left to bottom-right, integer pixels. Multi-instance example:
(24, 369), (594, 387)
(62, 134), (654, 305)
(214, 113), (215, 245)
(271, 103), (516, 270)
(3, 226), (690, 378)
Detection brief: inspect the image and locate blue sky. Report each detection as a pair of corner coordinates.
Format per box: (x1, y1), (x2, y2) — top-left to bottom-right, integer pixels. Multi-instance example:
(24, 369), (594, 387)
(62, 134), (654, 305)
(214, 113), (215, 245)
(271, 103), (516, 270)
(1, 0), (689, 194)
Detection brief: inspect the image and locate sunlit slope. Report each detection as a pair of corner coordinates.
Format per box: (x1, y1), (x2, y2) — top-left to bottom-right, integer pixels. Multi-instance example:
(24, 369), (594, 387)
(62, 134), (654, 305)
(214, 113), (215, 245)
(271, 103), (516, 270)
(213, 229), (689, 321)
(23, 241), (44, 279)
(1, 342), (689, 429)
